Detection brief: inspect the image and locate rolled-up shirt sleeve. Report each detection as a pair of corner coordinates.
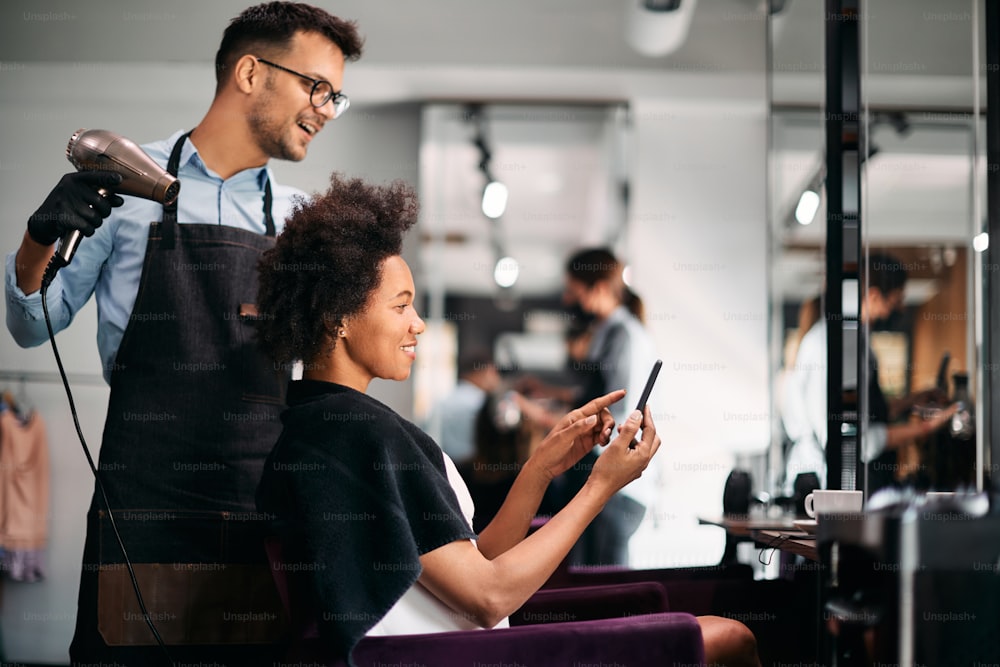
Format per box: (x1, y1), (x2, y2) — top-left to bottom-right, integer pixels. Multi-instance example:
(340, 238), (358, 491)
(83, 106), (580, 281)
(5, 219), (109, 348)
(5, 251), (73, 347)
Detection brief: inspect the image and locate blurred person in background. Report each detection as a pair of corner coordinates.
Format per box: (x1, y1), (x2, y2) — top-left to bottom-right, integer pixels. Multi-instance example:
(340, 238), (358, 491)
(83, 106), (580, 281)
(559, 247), (661, 567)
(424, 348), (502, 465)
(458, 391), (540, 533)
(779, 253), (957, 497)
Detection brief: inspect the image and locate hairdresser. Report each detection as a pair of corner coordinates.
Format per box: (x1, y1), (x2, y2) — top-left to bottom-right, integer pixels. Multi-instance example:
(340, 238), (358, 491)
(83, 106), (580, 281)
(559, 247), (662, 567)
(4, 4), (362, 665)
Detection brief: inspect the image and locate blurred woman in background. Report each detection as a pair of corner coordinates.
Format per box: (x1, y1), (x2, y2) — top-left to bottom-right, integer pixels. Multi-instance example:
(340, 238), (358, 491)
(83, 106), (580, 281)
(560, 247), (661, 567)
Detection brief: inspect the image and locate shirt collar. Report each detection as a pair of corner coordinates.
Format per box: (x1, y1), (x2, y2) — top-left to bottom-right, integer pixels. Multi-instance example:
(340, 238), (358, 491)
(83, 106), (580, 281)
(169, 129), (270, 188)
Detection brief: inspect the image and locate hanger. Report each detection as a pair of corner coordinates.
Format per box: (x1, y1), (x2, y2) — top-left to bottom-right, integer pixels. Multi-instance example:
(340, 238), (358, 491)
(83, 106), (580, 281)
(1, 378), (33, 422)
(0, 389), (12, 412)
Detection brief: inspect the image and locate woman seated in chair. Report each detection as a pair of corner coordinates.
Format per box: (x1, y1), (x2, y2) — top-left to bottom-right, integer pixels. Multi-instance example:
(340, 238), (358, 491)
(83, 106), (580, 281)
(254, 174), (761, 667)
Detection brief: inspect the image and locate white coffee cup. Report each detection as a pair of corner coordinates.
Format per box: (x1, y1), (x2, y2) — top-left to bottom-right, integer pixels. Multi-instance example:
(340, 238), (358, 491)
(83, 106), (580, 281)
(804, 490), (863, 518)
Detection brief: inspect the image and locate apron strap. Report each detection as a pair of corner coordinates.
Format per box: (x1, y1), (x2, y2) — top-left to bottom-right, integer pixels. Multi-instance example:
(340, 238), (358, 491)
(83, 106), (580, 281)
(160, 131), (276, 248)
(262, 179), (275, 237)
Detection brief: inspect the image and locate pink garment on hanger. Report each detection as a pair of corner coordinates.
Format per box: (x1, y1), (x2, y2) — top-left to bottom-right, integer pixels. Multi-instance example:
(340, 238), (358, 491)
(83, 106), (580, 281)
(0, 409), (50, 582)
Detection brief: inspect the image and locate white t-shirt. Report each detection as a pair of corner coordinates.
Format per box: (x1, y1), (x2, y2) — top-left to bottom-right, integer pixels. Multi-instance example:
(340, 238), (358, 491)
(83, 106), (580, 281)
(366, 453), (510, 636)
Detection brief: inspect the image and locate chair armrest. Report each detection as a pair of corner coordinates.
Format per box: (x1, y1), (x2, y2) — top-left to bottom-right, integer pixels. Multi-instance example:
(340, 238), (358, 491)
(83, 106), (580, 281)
(510, 581), (670, 624)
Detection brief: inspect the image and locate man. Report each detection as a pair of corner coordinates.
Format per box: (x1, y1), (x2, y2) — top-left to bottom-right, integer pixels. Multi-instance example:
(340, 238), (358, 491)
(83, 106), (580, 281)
(781, 252), (956, 496)
(5, 3), (363, 664)
(424, 349), (502, 464)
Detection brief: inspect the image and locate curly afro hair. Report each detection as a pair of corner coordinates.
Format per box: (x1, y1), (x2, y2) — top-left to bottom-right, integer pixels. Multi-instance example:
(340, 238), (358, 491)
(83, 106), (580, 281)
(256, 173), (418, 366)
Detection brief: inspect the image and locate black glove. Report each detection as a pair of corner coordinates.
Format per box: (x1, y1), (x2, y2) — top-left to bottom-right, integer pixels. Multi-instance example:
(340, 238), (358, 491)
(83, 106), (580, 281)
(27, 171), (125, 246)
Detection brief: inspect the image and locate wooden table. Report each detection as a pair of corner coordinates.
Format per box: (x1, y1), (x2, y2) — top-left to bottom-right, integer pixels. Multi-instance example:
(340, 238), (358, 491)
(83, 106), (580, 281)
(753, 529), (819, 562)
(698, 515), (800, 564)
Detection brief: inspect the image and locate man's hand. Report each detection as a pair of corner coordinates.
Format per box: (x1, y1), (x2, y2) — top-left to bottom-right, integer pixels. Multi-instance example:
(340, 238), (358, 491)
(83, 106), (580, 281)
(27, 171), (124, 246)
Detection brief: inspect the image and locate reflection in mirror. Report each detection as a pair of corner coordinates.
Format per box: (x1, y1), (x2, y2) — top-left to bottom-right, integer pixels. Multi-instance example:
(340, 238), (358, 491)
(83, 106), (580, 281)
(773, 112), (987, 496)
(418, 87), (772, 569)
(770, 1), (988, 502)
(414, 102), (630, 423)
(860, 2), (987, 498)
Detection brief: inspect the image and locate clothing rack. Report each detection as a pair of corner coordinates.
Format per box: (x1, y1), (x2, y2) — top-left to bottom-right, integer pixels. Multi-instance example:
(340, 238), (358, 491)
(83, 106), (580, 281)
(0, 370), (107, 387)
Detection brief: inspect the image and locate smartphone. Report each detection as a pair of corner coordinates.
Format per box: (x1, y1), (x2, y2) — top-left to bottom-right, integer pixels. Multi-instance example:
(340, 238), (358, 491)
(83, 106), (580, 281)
(634, 359), (663, 413)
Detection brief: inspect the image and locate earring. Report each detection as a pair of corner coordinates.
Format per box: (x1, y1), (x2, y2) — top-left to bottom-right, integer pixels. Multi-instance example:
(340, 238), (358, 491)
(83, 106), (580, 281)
(338, 329), (347, 338)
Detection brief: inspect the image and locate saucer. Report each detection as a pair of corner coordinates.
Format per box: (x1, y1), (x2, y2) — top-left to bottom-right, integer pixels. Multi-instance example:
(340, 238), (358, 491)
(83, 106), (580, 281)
(792, 519), (818, 534)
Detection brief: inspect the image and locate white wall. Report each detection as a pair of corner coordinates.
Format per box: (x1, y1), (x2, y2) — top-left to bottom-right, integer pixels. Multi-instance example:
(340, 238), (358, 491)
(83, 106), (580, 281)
(0, 62), (420, 664)
(626, 100), (770, 568)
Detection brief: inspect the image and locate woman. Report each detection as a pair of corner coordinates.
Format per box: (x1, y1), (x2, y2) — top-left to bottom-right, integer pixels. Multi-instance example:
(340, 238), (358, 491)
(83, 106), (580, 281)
(254, 175), (760, 667)
(561, 247), (661, 567)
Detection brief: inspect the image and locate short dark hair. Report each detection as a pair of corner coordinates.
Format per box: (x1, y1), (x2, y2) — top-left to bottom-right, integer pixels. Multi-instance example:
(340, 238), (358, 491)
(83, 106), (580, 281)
(215, 2), (364, 88)
(867, 251), (908, 297)
(458, 348), (494, 377)
(565, 247), (645, 320)
(256, 174), (418, 366)
(565, 247), (621, 288)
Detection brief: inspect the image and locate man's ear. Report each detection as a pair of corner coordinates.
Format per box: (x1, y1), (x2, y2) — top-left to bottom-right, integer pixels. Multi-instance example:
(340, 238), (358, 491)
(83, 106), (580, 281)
(233, 55), (262, 95)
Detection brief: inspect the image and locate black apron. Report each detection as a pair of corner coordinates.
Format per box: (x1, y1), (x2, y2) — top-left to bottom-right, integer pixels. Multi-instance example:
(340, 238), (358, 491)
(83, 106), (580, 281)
(70, 133), (288, 666)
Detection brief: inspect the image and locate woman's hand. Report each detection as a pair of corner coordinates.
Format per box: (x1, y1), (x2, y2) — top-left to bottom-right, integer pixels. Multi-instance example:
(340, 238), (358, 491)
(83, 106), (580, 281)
(587, 406), (661, 499)
(527, 389), (624, 481)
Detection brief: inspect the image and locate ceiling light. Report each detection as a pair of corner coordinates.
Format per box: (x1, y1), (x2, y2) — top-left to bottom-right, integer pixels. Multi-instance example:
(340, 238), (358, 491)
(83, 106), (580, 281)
(482, 181), (508, 219)
(494, 256), (519, 288)
(625, 0), (698, 57)
(794, 189), (821, 225)
(973, 233), (989, 253)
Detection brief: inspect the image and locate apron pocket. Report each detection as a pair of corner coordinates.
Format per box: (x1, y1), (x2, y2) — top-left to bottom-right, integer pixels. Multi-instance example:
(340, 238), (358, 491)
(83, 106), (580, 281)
(95, 509), (288, 646)
(236, 302), (287, 405)
(97, 563), (288, 646)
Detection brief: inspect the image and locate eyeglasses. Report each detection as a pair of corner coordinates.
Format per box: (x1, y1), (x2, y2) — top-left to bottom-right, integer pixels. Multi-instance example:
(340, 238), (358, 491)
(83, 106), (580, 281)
(254, 57), (350, 118)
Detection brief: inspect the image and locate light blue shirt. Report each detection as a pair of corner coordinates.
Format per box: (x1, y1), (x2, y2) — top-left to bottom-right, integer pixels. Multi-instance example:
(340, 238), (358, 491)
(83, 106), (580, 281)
(423, 379), (487, 464)
(5, 130), (306, 383)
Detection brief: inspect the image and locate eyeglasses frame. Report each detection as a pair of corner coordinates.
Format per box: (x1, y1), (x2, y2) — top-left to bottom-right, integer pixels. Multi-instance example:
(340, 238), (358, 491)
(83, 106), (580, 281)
(253, 56), (349, 117)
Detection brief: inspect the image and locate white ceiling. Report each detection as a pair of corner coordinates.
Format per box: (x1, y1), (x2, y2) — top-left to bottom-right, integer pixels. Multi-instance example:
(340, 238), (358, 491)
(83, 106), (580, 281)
(1, 0), (982, 106)
(1, 0), (988, 299)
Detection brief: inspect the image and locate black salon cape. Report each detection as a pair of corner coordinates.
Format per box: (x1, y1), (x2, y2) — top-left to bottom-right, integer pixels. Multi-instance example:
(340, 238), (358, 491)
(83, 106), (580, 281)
(256, 380), (476, 666)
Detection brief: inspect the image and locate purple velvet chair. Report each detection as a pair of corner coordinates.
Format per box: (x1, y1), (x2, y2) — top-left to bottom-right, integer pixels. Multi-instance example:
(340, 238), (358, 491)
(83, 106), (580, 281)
(541, 557), (817, 666)
(264, 538), (706, 666)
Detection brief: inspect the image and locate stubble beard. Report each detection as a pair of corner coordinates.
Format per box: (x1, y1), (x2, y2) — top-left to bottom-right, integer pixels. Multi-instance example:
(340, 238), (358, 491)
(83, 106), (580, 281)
(248, 82), (307, 163)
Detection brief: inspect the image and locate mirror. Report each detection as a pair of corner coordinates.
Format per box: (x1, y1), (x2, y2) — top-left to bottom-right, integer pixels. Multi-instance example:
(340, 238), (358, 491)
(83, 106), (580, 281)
(769, 0), (988, 498)
(414, 101), (630, 427)
(416, 8), (771, 569)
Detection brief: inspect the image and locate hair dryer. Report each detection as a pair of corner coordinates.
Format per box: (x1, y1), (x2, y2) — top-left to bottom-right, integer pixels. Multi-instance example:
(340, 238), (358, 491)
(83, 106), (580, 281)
(59, 128), (180, 267)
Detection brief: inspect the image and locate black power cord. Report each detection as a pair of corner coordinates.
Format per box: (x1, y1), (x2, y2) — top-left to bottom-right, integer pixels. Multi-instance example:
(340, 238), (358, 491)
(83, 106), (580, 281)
(41, 254), (174, 666)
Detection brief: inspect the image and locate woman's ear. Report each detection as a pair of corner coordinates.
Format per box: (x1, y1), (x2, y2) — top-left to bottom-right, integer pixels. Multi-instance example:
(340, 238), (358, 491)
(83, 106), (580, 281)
(333, 313), (356, 342)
